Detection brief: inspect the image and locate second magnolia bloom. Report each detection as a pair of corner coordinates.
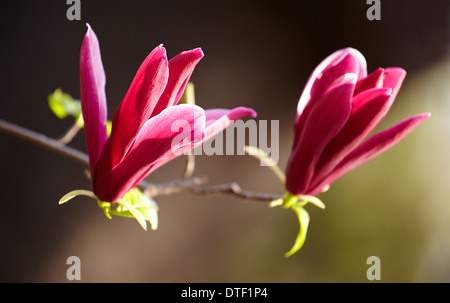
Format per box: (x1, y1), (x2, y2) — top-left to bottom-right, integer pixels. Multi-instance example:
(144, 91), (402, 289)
(285, 48), (430, 197)
(80, 25), (256, 203)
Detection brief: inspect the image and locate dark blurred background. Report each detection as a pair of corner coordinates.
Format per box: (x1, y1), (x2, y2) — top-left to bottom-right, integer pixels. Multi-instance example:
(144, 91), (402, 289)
(0, 0), (449, 282)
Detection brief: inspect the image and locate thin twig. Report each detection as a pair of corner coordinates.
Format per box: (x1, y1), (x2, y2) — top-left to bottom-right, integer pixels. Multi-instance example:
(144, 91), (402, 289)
(189, 182), (281, 202)
(182, 153), (196, 179)
(143, 176), (208, 197)
(57, 122), (81, 145)
(143, 177), (280, 203)
(0, 118), (89, 166)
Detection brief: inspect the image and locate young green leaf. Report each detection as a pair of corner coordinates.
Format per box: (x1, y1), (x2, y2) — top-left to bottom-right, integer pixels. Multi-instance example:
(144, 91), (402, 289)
(48, 88), (82, 120)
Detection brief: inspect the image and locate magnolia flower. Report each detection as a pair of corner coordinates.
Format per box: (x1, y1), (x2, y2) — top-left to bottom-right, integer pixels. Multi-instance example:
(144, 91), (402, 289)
(285, 48), (430, 197)
(80, 24), (256, 203)
(267, 48), (431, 256)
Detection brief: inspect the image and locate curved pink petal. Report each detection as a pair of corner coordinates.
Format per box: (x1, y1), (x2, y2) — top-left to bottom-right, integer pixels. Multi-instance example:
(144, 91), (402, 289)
(285, 75), (356, 195)
(138, 107), (256, 182)
(311, 87), (393, 186)
(106, 45), (169, 167)
(382, 68), (406, 101)
(293, 48), (366, 148)
(308, 113), (430, 196)
(203, 107), (257, 139)
(308, 51), (365, 106)
(95, 104), (206, 202)
(79, 24), (108, 186)
(296, 48), (366, 124)
(353, 68), (384, 96)
(151, 48), (204, 117)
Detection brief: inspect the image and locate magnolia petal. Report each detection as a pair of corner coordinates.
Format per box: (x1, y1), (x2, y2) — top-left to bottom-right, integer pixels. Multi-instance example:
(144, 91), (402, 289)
(354, 67), (405, 101)
(94, 104), (206, 202)
(309, 51), (364, 106)
(106, 45), (169, 168)
(293, 49), (366, 148)
(309, 113), (430, 196)
(151, 48), (204, 117)
(353, 68), (384, 97)
(311, 88), (393, 187)
(147, 106), (257, 181)
(203, 107), (257, 139)
(285, 76), (356, 195)
(382, 67), (406, 101)
(79, 24), (108, 185)
(146, 106), (258, 184)
(296, 48), (366, 125)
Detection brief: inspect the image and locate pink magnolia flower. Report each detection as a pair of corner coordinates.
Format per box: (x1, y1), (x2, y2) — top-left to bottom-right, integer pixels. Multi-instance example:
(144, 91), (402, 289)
(285, 48), (430, 197)
(80, 24), (256, 202)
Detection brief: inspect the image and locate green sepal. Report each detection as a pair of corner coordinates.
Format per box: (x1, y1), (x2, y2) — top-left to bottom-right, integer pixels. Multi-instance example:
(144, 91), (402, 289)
(284, 205), (310, 258)
(98, 188), (159, 231)
(277, 191), (325, 257)
(280, 192), (300, 208)
(97, 200), (112, 219)
(279, 191), (325, 209)
(59, 189), (97, 204)
(59, 188), (158, 231)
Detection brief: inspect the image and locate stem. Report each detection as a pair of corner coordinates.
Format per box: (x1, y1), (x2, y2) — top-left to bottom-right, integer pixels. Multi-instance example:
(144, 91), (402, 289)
(0, 119), (89, 166)
(57, 122), (81, 145)
(143, 178), (281, 202)
(143, 176), (208, 197)
(189, 182), (281, 202)
(182, 153), (195, 179)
